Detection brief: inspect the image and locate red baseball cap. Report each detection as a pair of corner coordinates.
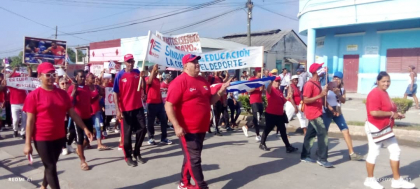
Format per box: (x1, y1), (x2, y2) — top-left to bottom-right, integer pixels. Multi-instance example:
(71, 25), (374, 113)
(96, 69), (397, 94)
(274, 76), (281, 81)
(182, 54), (201, 65)
(37, 62), (55, 74)
(124, 54), (134, 62)
(309, 63), (324, 73)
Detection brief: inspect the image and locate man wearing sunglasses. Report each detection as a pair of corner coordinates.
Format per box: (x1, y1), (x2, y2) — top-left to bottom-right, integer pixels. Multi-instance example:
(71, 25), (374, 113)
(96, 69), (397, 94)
(113, 54), (147, 167)
(165, 54), (230, 189)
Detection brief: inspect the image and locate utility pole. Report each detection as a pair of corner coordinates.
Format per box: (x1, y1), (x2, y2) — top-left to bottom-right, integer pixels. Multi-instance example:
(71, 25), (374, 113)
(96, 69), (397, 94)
(55, 26), (57, 39)
(246, 0), (253, 77)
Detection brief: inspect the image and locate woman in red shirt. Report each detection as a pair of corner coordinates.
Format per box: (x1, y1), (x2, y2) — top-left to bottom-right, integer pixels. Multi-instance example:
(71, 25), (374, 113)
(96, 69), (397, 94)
(23, 63), (93, 189)
(364, 71), (415, 189)
(259, 76), (298, 153)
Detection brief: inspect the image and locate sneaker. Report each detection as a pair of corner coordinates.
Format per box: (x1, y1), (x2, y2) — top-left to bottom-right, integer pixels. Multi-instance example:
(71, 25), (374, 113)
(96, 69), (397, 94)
(242, 126), (248, 137)
(13, 131), (18, 138)
(178, 182), (196, 189)
(126, 158), (138, 167)
(391, 177), (415, 189)
(111, 118), (116, 123)
(67, 144), (75, 153)
(21, 134), (25, 140)
(226, 126), (233, 131)
(135, 155), (146, 164)
(300, 157), (316, 163)
(115, 129), (120, 134)
(255, 136), (261, 142)
(61, 148), (68, 156)
(160, 139), (173, 145)
(316, 160), (334, 168)
(214, 132), (223, 136)
(349, 153), (363, 161)
(364, 177), (384, 189)
(259, 143), (269, 151)
(148, 139), (156, 145)
(131, 135), (136, 141)
(102, 131), (108, 137)
(286, 146), (298, 153)
(118, 145), (123, 151)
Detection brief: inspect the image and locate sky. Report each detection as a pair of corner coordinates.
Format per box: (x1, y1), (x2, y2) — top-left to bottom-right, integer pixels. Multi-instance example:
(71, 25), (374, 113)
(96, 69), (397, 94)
(0, 0), (305, 58)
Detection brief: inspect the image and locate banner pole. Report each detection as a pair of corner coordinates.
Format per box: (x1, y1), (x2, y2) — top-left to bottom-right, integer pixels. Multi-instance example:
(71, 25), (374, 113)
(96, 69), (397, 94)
(261, 47), (264, 79)
(137, 30), (151, 91)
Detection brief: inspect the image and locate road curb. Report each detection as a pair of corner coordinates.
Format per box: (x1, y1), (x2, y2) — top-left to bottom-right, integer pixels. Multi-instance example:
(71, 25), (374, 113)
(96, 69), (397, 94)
(236, 115), (420, 143)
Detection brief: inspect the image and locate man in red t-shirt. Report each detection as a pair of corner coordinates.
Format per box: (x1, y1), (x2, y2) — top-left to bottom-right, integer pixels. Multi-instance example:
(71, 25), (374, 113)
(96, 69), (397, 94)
(300, 63), (332, 168)
(208, 71), (230, 135)
(145, 64), (171, 145)
(113, 54), (147, 167)
(165, 54), (229, 189)
(246, 68), (264, 141)
(67, 70), (94, 170)
(8, 65), (32, 139)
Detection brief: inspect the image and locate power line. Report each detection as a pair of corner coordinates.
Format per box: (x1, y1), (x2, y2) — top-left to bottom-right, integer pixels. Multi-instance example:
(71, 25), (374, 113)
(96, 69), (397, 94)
(254, 5), (298, 21)
(59, 0), (226, 35)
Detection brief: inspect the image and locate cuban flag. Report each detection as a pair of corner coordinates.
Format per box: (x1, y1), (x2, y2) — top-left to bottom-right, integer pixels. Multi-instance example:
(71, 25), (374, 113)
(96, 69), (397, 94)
(65, 55), (74, 64)
(317, 66), (327, 76)
(210, 76), (276, 93)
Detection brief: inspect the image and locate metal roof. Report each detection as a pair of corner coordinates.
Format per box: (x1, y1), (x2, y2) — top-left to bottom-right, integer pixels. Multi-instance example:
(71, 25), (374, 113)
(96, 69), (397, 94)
(200, 37), (246, 50)
(221, 29), (299, 52)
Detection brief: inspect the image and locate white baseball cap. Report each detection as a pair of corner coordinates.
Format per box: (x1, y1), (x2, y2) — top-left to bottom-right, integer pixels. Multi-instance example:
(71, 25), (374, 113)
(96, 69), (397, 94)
(291, 75), (299, 80)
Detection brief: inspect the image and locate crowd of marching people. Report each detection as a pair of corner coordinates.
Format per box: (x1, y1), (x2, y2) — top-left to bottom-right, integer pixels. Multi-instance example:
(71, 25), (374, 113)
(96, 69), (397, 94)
(0, 53), (416, 189)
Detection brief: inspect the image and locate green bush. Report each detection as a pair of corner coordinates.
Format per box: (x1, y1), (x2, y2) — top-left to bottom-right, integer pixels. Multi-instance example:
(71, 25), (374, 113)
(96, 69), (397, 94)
(391, 98), (413, 114)
(238, 95), (267, 113)
(362, 98), (413, 114)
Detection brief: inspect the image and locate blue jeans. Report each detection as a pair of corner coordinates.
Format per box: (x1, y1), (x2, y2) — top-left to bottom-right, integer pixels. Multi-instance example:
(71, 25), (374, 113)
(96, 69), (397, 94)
(91, 111), (103, 139)
(322, 113), (348, 131)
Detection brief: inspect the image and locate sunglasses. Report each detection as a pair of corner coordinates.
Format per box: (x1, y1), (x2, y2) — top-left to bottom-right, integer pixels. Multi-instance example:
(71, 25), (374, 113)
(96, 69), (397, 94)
(42, 73), (57, 78)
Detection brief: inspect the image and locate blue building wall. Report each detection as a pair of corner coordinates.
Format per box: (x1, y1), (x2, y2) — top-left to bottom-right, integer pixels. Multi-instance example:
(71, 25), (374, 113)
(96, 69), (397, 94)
(314, 21), (420, 96)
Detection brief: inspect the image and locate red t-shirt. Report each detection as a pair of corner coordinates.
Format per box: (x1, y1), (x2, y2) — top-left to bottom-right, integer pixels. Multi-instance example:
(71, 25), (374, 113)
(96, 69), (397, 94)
(67, 85), (92, 119)
(107, 82), (114, 88)
(90, 86), (101, 114)
(51, 46), (65, 65)
(23, 87), (71, 141)
(208, 75), (223, 84)
(249, 77), (262, 104)
(160, 82), (169, 90)
(113, 69), (143, 112)
(266, 87), (286, 115)
(9, 73), (27, 104)
(146, 77), (162, 104)
(366, 88), (397, 130)
(0, 90), (5, 103)
(302, 80), (323, 120)
(289, 84), (301, 104)
(166, 73), (211, 133)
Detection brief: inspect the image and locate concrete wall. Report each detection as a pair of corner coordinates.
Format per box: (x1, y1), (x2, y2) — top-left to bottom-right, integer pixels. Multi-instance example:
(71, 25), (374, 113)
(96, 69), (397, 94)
(315, 25), (420, 96)
(299, 0), (420, 35)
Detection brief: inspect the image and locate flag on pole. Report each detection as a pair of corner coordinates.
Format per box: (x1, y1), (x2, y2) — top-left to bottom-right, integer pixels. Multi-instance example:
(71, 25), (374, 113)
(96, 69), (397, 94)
(109, 61), (116, 69)
(210, 76), (275, 93)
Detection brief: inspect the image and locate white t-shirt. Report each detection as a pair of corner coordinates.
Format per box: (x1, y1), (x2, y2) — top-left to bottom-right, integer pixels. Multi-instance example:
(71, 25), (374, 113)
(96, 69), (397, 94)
(326, 88), (344, 107)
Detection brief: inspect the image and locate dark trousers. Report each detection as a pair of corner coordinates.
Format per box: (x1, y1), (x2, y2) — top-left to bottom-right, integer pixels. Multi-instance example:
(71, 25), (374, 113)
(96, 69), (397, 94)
(280, 85), (288, 96)
(227, 99), (241, 124)
(180, 133), (208, 189)
(34, 137), (65, 189)
(251, 103), (263, 136)
(122, 108), (146, 160)
(218, 105), (229, 126)
(102, 111), (112, 131)
(147, 103), (168, 141)
(261, 113), (291, 147)
(74, 119), (93, 145)
(5, 101), (11, 126)
(301, 117), (329, 161)
(67, 120), (76, 146)
(209, 101), (226, 133)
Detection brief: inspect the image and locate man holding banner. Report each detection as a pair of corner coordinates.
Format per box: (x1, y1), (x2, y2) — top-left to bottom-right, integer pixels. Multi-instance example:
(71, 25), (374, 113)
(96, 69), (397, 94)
(165, 54), (229, 189)
(113, 54), (147, 167)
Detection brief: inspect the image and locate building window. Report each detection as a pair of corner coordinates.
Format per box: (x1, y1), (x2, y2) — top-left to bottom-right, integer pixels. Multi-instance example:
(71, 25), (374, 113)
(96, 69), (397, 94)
(386, 48), (420, 73)
(276, 60), (282, 71)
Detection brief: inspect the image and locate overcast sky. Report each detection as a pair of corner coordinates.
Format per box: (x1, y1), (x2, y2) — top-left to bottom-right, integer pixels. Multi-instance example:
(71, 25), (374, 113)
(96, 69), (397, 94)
(0, 0), (305, 58)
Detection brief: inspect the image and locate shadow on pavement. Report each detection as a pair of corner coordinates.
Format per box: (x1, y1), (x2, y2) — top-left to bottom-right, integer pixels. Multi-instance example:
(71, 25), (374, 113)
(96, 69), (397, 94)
(117, 164), (220, 189)
(379, 160), (420, 183)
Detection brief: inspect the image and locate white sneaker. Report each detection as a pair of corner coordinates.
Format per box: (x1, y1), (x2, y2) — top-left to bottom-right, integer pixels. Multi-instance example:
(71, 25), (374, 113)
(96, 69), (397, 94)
(391, 177), (415, 189)
(115, 129), (120, 134)
(61, 148), (68, 156)
(363, 177), (384, 189)
(242, 126), (248, 137)
(256, 136), (261, 142)
(111, 118), (116, 123)
(67, 144), (75, 153)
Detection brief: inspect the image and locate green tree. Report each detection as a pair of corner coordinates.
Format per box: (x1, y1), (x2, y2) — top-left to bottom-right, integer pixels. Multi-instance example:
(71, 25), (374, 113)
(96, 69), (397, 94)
(77, 49), (86, 62)
(10, 51), (23, 68)
(67, 48), (76, 63)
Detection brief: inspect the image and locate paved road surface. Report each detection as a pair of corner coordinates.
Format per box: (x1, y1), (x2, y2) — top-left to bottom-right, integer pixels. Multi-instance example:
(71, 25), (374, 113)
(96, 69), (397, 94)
(0, 127), (419, 189)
